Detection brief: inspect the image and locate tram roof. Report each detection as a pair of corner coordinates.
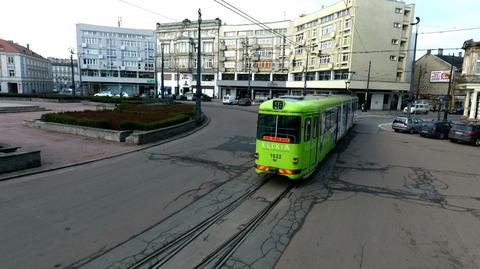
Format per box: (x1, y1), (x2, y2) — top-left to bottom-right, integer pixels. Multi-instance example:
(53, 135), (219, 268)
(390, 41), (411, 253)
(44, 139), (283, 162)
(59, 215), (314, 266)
(259, 94), (357, 113)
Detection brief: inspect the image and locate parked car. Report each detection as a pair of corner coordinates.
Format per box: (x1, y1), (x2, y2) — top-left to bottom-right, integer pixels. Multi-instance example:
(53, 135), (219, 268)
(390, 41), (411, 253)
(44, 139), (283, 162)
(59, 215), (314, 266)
(113, 92), (129, 98)
(392, 116), (423, 134)
(449, 123), (480, 146)
(185, 92), (194, 101)
(237, 98), (252, 106)
(403, 104), (429, 114)
(448, 107), (464, 115)
(418, 120), (451, 139)
(94, 91), (113, 97)
(223, 95), (237, 105)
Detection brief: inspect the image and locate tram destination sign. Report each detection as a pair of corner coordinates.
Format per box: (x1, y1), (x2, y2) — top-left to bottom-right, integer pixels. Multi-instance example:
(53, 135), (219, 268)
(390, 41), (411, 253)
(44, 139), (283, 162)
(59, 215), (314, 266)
(273, 100), (284, 110)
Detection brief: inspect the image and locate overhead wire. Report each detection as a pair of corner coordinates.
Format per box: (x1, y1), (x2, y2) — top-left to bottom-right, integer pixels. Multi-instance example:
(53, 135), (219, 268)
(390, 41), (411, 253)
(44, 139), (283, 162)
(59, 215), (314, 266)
(117, 0), (178, 22)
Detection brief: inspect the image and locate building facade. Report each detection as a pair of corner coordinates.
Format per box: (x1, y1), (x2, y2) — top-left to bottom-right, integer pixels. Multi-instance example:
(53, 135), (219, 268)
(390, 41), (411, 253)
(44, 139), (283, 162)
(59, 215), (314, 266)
(76, 23), (156, 96)
(48, 57), (80, 92)
(459, 39), (480, 120)
(0, 39), (53, 94)
(413, 49), (463, 109)
(154, 0), (414, 109)
(156, 18), (222, 97)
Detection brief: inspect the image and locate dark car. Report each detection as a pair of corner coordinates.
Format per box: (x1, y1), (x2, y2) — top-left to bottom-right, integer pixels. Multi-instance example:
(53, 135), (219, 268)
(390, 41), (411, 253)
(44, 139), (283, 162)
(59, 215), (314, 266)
(449, 123), (480, 146)
(237, 98), (252, 106)
(448, 107), (464, 115)
(419, 120), (451, 139)
(392, 116), (423, 134)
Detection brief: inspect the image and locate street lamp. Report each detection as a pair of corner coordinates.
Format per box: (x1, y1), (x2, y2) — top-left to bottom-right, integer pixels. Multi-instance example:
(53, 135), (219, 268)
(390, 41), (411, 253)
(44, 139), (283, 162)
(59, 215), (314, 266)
(407, 16), (420, 117)
(69, 48), (76, 96)
(302, 44), (321, 96)
(195, 9), (202, 124)
(160, 43), (165, 99)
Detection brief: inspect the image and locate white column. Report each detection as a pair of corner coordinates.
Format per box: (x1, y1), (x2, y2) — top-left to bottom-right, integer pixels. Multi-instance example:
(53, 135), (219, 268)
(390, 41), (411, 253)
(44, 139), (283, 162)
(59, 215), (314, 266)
(469, 90), (478, 120)
(464, 90), (471, 118)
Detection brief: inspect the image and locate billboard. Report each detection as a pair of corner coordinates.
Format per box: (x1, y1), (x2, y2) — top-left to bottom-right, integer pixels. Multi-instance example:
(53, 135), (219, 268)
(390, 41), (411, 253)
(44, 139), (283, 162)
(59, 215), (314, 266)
(430, 70), (451, 83)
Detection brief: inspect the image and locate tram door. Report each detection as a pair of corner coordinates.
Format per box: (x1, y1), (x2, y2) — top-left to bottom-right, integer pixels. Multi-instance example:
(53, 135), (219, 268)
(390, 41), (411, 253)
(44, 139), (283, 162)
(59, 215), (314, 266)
(312, 115), (319, 166)
(304, 117), (312, 170)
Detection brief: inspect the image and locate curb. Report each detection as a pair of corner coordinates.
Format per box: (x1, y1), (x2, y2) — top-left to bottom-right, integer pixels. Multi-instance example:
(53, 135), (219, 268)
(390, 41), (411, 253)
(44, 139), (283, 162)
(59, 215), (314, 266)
(0, 116), (211, 182)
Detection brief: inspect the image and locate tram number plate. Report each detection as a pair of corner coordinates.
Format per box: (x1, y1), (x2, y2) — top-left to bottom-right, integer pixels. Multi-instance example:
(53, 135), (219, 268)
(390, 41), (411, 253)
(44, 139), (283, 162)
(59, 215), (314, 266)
(273, 100), (284, 110)
(270, 153), (282, 160)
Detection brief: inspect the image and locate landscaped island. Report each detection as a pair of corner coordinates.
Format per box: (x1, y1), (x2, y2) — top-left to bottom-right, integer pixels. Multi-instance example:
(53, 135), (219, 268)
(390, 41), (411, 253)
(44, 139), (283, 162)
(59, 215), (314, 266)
(41, 103), (195, 131)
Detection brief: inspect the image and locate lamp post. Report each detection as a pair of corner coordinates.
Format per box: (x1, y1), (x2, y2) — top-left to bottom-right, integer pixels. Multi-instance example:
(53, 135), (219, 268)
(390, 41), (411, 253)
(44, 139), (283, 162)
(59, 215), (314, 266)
(407, 16), (420, 117)
(69, 48), (76, 96)
(195, 9), (202, 124)
(302, 44), (320, 96)
(443, 53), (455, 121)
(160, 43), (165, 99)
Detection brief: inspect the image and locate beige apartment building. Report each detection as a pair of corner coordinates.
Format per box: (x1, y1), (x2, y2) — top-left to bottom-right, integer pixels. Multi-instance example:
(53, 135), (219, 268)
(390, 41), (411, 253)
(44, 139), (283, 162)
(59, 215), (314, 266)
(154, 0), (415, 110)
(459, 39), (480, 120)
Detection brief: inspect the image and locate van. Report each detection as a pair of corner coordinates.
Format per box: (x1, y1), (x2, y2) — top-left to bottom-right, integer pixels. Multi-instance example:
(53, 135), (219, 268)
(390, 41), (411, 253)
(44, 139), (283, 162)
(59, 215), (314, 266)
(223, 95), (237, 105)
(403, 103), (429, 114)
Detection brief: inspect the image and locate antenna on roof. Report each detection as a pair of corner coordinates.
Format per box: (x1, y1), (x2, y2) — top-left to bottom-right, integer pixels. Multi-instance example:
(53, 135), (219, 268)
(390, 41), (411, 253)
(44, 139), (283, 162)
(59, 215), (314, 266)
(117, 17), (122, 27)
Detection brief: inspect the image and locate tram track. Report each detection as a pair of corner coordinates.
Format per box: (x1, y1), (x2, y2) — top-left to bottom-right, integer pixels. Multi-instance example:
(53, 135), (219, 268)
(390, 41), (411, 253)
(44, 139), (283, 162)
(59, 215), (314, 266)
(123, 176), (295, 269)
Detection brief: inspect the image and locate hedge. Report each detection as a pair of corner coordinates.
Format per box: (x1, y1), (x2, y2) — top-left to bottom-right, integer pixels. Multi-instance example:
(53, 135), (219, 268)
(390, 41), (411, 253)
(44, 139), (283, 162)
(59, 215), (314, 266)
(41, 112), (109, 129)
(118, 113), (192, 131)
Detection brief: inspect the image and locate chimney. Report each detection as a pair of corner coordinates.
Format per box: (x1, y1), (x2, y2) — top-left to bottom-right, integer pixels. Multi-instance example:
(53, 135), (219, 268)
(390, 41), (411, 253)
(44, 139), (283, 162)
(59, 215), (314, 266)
(27, 44), (30, 50)
(438, 48), (443, 55)
(427, 49), (431, 55)
(458, 51), (463, 57)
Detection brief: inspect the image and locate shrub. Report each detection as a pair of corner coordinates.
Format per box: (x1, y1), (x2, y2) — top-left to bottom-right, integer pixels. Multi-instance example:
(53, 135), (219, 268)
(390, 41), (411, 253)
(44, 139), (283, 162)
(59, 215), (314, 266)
(119, 113), (192, 130)
(42, 112), (109, 129)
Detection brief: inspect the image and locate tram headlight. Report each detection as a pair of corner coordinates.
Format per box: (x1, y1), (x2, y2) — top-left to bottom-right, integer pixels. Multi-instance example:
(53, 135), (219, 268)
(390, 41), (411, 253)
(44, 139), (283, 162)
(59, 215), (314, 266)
(255, 152), (259, 160)
(293, 157), (299, 165)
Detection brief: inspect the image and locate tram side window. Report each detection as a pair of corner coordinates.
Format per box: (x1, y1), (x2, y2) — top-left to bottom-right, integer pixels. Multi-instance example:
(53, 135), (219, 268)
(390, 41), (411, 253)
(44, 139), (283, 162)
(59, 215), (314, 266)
(305, 118), (311, 141)
(257, 114), (301, 144)
(324, 110), (335, 132)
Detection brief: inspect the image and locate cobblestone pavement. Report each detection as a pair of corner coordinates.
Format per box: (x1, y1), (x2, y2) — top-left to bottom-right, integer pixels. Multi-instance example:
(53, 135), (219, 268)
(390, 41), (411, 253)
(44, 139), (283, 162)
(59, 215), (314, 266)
(0, 100), (137, 179)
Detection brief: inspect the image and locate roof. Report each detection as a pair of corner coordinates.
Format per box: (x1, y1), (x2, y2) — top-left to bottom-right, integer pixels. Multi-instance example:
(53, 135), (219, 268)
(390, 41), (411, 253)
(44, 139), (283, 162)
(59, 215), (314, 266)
(259, 95), (358, 114)
(462, 39), (480, 49)
(435, 54), (463, 69)
(0, 38), (46, 60)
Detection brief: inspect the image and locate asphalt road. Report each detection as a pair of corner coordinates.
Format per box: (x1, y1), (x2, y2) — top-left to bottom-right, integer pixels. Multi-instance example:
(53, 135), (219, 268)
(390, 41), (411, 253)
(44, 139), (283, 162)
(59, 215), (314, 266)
(2, 106), (479, 269)
(0, 102), (259, 269)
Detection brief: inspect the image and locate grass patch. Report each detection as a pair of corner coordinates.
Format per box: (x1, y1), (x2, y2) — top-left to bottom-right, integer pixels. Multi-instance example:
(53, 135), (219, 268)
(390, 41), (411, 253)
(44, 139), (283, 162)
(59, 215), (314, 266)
(41, 103), (195, 131)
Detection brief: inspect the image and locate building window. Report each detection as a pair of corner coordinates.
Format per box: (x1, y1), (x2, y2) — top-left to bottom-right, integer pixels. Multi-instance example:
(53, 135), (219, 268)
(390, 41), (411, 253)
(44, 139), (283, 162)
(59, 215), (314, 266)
(311, 29), (317, 37)
(257, 61), (272, 69)
(295, 47), (304, 55)
(122, 51), (137, 57)
(83, 58), (98, 65)
(476, 60), (480, 75)
(393, 22), (402, 28)
(224, 39), (236, 46)
(9, 70), (15, 77)
(390, 55), (397, 61)
(7, 57), (14, 64)
(320, 40), (333, 49)
(321, 24), (335, 35)
(342, 53), (349, 62)
(224, 61), (236, 68)
(255, 30), (269, 35)
(293, 73), (303, 81)
(319, 55), (331, 64)
(224, 31), (236, 37)
(318, 71), (331, 80)
(204, 58), (213, 69)
(203, 42), (213, 53)
(391, 39), (399, 45)
(238, 30), (253, 36)
(344, 19), (351, 29)
(257, 38), (273, 45)
(295, 33), (304, 43)
(224, 50), (236, 57)
(257, 49), (273, 57)
(395, 8), (403, 14)
(293, 60), (303, 68)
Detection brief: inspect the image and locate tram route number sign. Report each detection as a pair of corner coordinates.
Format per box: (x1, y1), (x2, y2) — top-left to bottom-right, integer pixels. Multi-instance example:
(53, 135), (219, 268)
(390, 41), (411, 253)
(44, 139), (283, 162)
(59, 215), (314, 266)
(273, 100), (284, 110)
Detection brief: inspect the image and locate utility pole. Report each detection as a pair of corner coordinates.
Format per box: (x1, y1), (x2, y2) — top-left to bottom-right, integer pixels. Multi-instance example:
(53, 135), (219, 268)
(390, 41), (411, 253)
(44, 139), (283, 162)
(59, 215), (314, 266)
(245, 37), (252, 99)
(161, 43), (165, 99)
(195, 9), (202, 124)
(407, 17), (420, 118)
(416, 65), (423, 100)
(69, 48), (76, 96)
(303, 46), (309, 96)
(365, 60), (371, 111)
(443, 53), (455, 121)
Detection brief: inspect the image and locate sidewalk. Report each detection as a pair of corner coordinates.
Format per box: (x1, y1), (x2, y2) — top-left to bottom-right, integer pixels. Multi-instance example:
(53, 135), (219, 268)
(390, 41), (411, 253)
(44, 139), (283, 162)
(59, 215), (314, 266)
(0, 100), (139, 179)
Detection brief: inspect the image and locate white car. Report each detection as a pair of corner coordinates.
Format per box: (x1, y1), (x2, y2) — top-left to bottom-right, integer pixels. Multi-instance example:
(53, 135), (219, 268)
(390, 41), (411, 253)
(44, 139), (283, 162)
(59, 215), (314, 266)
(185, 92), (195, 101)
(114, 92), (129, 98)
(222, 95), (237, 105)
(403, 104), (429, 114)
(94, 91), (113, 97)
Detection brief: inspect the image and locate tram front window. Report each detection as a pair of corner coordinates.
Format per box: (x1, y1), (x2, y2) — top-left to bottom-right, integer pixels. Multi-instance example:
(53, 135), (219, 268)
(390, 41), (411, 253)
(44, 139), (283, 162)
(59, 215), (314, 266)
(257, 114), (301, 144)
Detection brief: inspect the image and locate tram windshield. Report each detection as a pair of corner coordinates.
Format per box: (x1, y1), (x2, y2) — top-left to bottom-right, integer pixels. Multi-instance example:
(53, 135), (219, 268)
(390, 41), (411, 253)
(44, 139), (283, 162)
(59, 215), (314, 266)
(257, 114), (301, 144)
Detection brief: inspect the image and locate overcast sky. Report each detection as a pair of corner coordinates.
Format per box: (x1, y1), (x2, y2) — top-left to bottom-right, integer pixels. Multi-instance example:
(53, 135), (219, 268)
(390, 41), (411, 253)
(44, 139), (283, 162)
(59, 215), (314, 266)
(0, 0), (478, 58)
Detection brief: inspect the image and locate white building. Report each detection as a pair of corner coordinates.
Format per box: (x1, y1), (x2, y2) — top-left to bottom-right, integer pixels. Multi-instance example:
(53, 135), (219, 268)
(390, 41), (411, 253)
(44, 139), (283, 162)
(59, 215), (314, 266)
(76, 23), (156, 96)
(0, 39), (53, 94)
(48, 57), (80, 92)
(459, 39), (480, 120)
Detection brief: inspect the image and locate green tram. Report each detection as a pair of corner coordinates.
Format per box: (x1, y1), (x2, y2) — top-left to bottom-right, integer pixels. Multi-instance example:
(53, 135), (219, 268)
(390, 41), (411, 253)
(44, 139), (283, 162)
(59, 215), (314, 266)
(255, 95), (358, 179)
